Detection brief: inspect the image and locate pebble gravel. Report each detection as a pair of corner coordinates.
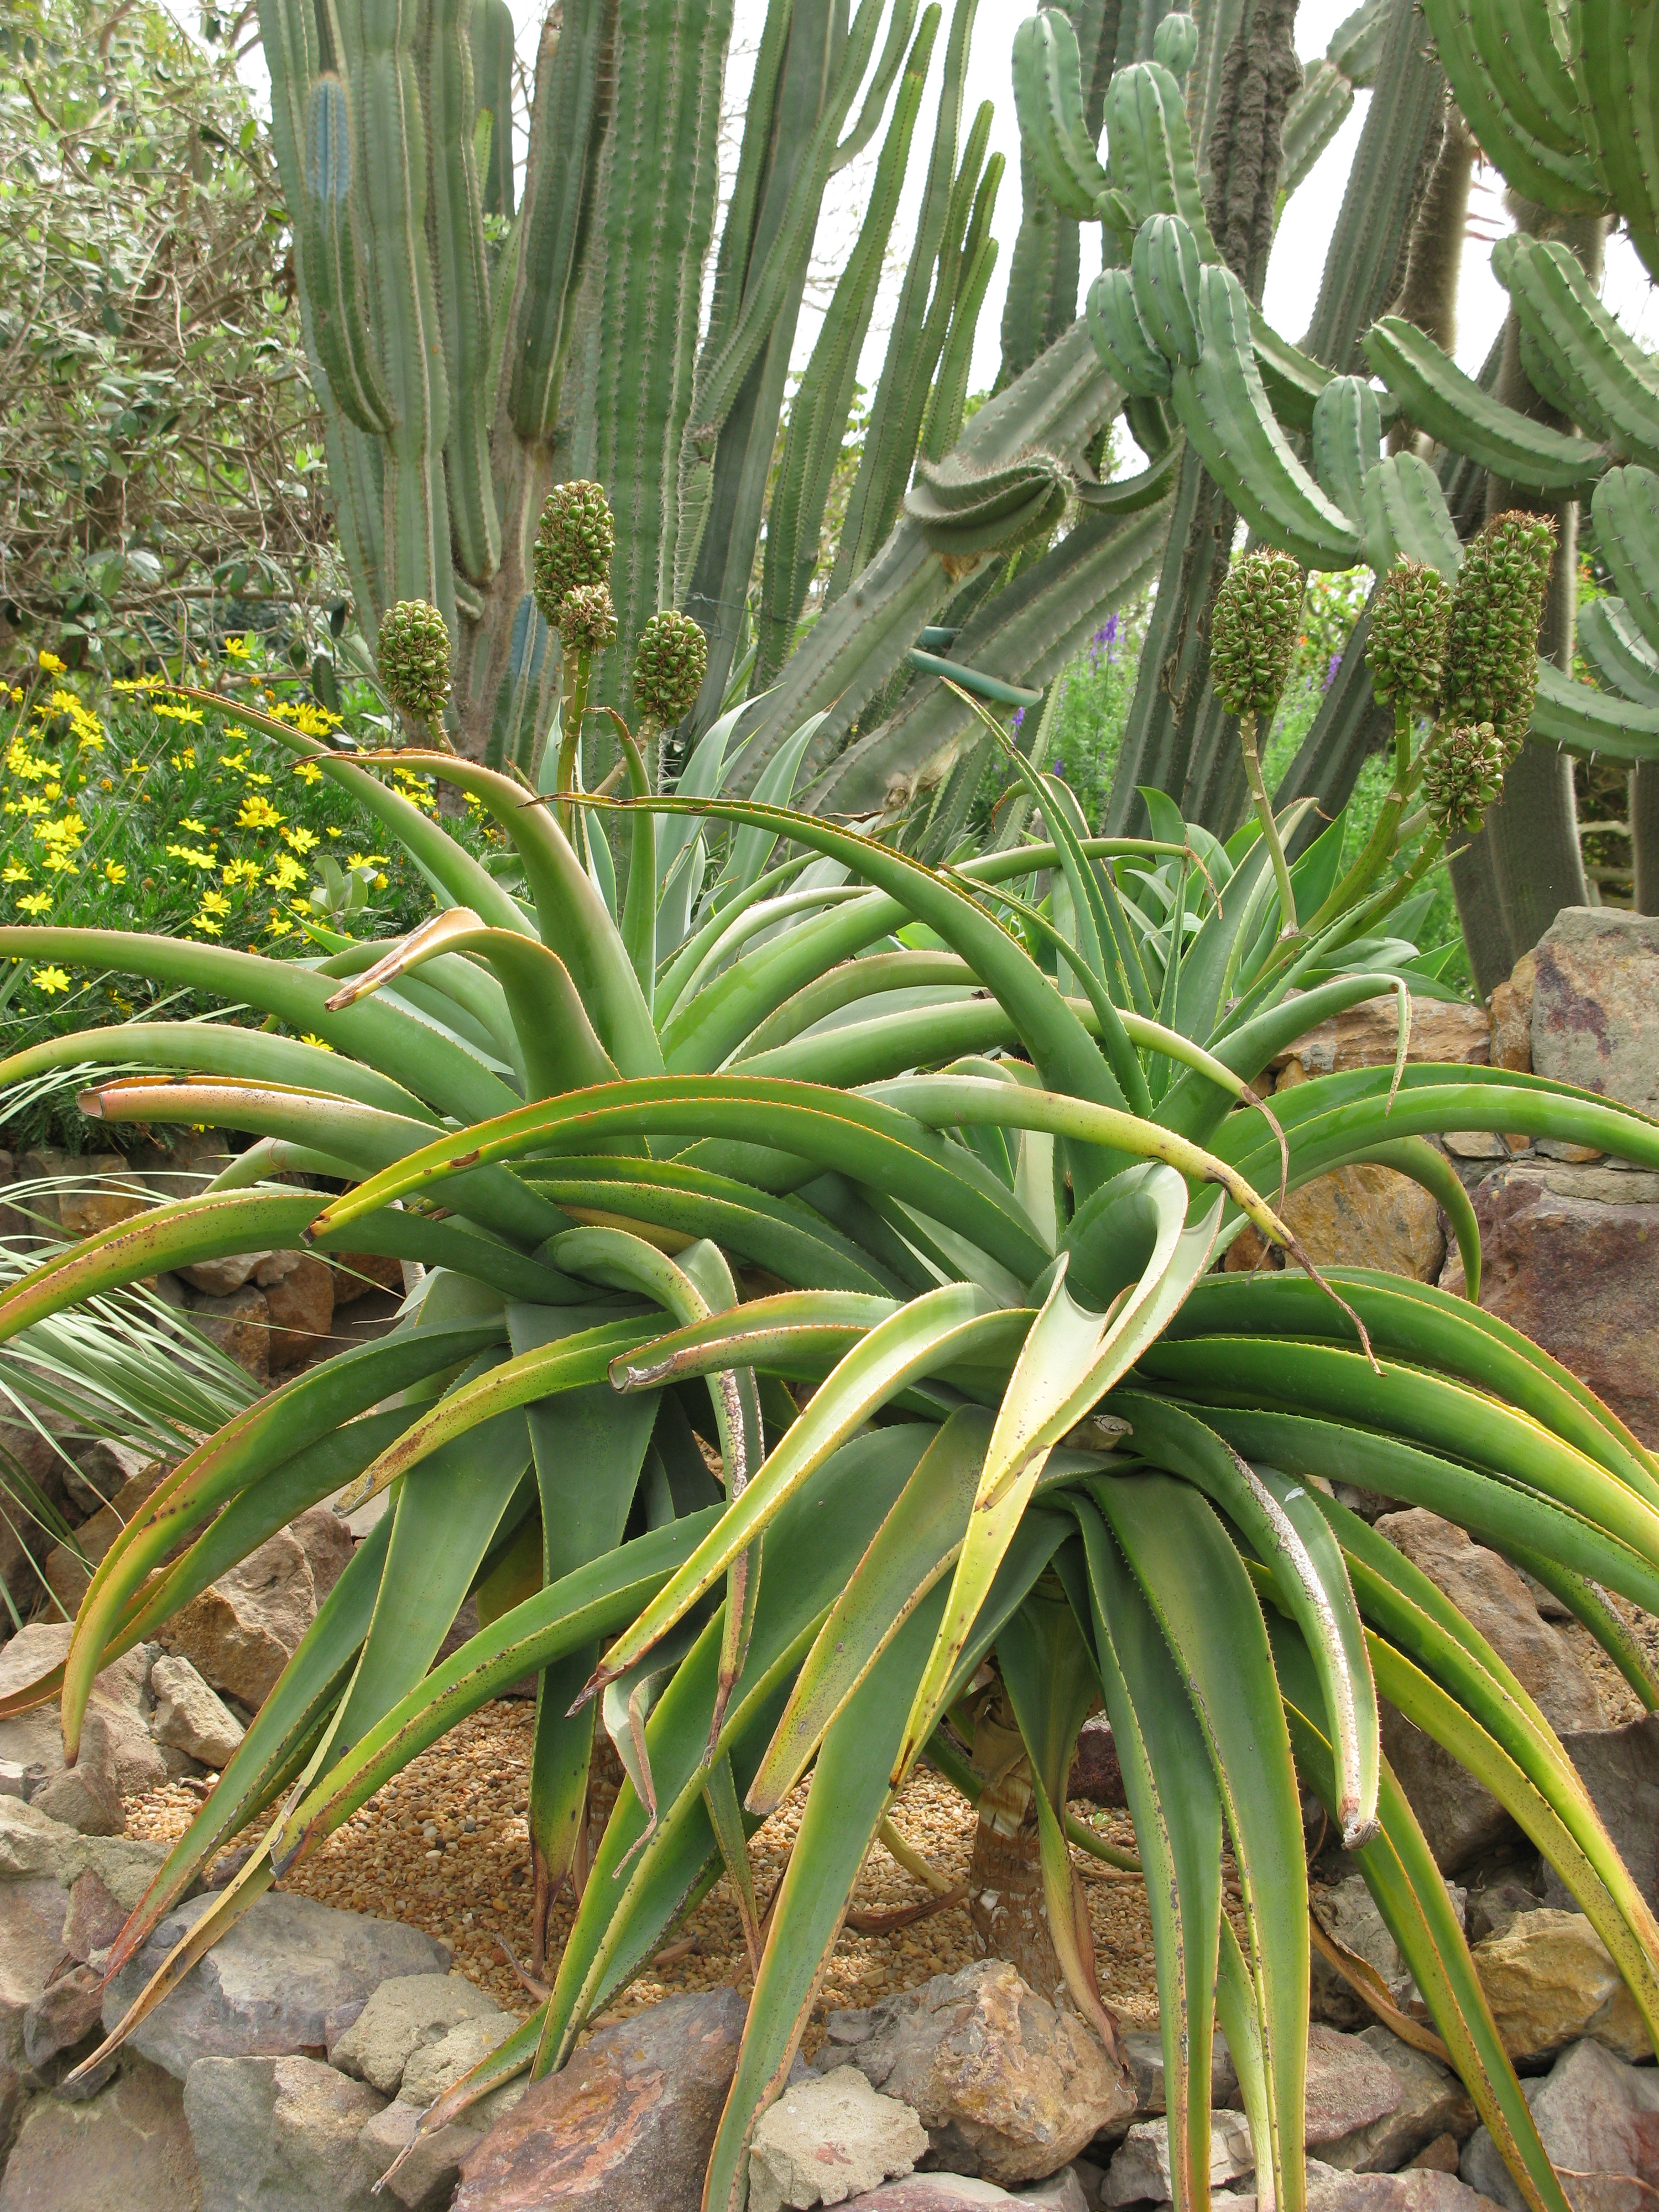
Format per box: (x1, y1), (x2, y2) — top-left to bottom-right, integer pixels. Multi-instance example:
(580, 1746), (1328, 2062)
(126, 1697), (1175, 2048)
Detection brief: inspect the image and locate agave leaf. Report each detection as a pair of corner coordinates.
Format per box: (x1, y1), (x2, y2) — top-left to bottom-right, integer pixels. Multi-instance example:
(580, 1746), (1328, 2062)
(894, 1187), (1223, 1786)
(1117, 1396), (1380, 1848)
(62, 1321), (507, 1759)
(588, 1286), (1029, 1695)
(0, 927), (518, 1125)
(1499, 1544), (1659, 1709)
(1275, 1632), (1572, 2212)
(1167, 1270), (1659, 1506)
(324, 912), (620, 1102)
(1059, 1502), (1223, 2212)
(525, 1160), (889, 1293)
(1201, 1405), (1659, 1618)
(698, 1509), (1068, 2212)
(107, 1507), (397, 1973)
(1146, 1340), (1659, 1584)
(307, 1077), (1055, 1290)
(1090, 1474), (1308, 2212)
(361, 754), (664, 1079)
(0, 1022), (440, 1123)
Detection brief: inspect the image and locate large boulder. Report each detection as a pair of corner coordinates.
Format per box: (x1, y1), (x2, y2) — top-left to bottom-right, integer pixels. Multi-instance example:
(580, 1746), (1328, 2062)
(158, 1506), (353, 1709)
(1438, 1165), (1659, 1448)
(40, 1457), (170, 1615)
(748, 2065), (930, 2212)
(823, 1961), (1136, 2185)
(0, 1876), (75, 2078)
(1530, 909), (1659, 1120)
(184, 2053), (386, 2212)
(1460, 2036), (1659, 2212)
(0, 2052), (201, 2212)
(259, 1254), (336, 1373)
(453, 1986), (746, 2212)
(1469, 1910), (1646, 2067)
(102, 1890), (451, 2080)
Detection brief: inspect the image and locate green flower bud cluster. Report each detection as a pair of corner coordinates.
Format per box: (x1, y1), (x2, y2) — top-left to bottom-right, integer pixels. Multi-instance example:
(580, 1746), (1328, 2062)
(1366, 560), (1451, 718)
(1440, 509), (1556, 757)
(556, 581), (618, 654)
(632, 609), (708, 727)
(533, 482), (617, 649)
(376, 599), (451, 724)
(1422, 720), (1507, 838)
(1211, 549), (1305, 718)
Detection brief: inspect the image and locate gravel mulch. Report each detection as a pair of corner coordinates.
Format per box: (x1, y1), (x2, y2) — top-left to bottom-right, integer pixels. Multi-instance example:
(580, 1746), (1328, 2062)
(126, 1698), (1168, 2049)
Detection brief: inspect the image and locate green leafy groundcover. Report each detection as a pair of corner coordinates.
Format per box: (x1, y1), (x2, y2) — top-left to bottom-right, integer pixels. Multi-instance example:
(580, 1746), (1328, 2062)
(1, 682), (1656, 2212)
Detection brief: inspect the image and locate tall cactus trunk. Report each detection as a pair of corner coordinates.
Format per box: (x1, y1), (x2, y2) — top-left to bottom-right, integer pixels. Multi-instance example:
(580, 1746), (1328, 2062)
(1102, 0), (1303, 836)
(1453, 202), (1604, 990)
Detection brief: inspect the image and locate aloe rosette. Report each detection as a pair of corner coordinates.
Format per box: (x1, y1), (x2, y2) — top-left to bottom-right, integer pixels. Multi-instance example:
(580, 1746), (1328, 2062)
(3, 683), (1659, 2212)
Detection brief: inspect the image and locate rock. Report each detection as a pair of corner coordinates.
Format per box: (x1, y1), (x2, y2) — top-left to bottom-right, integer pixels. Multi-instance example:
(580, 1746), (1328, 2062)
(186, 1285), (270, 1384)
(184, 2052), (386, 2212)
(53, 1154), (151, 1240)
(1409, 2137), (1464, 2175)
(1537, 1717), (1659, 1919)
(825, 1961), (1136, 2185)
(0, 1626), (165, 1806)
(1489, 957), (1535, 1074)
(40, 1458), (171, 1615)
(842, 2180), (1023, 2212)
(1438, 1165), (1659, 1448)
(260, 1254), (335, 1373)
(359, 2094), (487, 2212)
(1469, 1910), (1646, 2066)
(1225, 2158), (1509, 2212)
(30, 1710), (127, 1835)
(748, 2065), (930, 2212)
(1282, 1165), (1448, 1281)
(0, 1796), (168, 1897)
(0, 1876), (74, 2074)
(22, 1961), (105, 2068)
(181, 1253), (273, 1296)
(1374, 1514), (1603, 1737)
(1274, 998), (1492, 1078)
(1317, 2029), (1477, 2173)
(1298, 2026), (1405, 2150)
(331, 1251), (405, 1307)
(1016, 2169), (1093, 2212)
(61, 1865), (131, 1963)
(149, 1655), (245, 1772)
(160, 1506), (354, 1709)
(60, 1434), (155, 1520)
(399, 2012), (521, 2108)
(1311, 1876), (1467, 2029)
(0, 2052), (201, 2211)
(1468, 1882), (1547, 1945)
(453, 1986), (746, 2212)
(1121, 2030), (1238, 2120)
(103, 1888), (451, 2079)
(1373, 1510), (1602, 1870)
(1104, 2108), (1257, 2203)
(330, 1971), (501, 2098)
(1070, 1717), (1127, 1809)
(1460, 2036), (1659, 2212)
(0, 1760), (24, 1800)
(1531, 909), (1659, 1119)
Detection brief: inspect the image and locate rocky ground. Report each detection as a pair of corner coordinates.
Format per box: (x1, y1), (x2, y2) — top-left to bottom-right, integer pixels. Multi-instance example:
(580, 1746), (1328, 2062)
(125, 1716), (1167, 2042)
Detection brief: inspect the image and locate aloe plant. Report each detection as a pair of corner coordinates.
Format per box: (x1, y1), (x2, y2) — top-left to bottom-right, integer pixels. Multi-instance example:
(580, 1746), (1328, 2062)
(3, 521), (1659, 2212)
